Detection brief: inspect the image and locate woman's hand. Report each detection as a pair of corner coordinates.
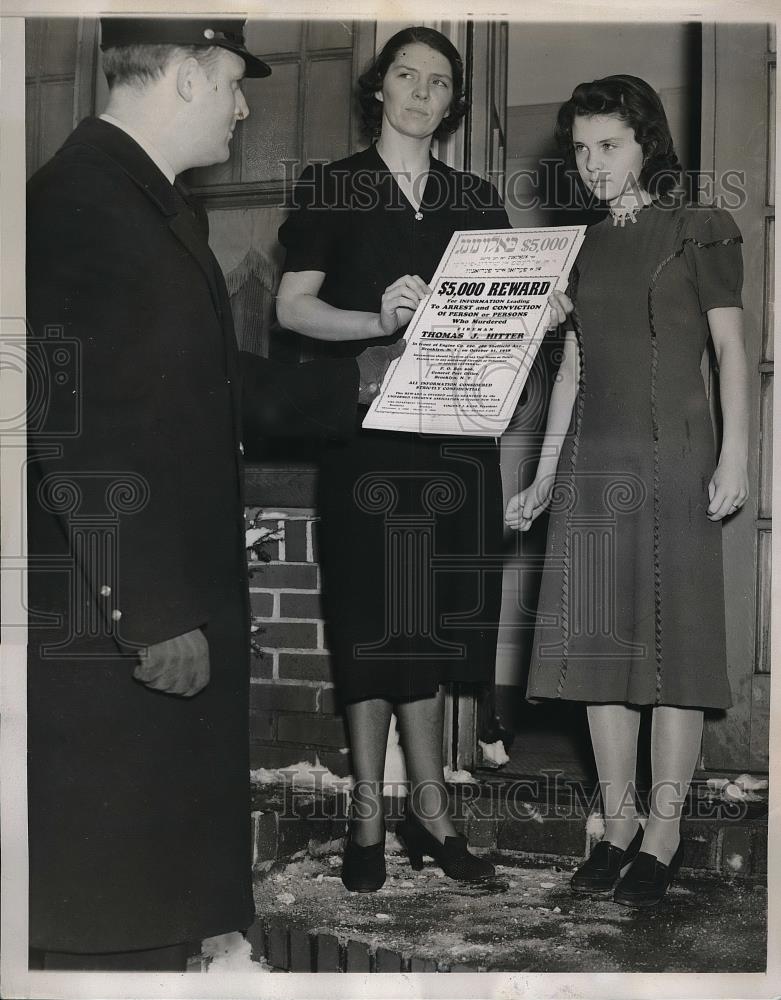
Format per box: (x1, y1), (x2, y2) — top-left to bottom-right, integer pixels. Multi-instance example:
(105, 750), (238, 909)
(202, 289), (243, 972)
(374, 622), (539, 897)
(707, 307), (749, 522)
(356, 340), (406, 404)
(545, 290), (574, 330)
(379, 274), (432, 337)
(707, 456), (749, 521)
(505, 477), (555, 532)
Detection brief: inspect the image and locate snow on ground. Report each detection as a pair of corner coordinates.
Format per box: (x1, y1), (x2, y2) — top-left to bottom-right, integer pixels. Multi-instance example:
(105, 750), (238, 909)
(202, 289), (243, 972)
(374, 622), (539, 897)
(479, 739), (510, 767)
(201, 932), (271, 973)
(252, 846), (767, 973)
(251, 759), (487, 796)
(443, 766), (478, 784)
(250, 760), (354, 792)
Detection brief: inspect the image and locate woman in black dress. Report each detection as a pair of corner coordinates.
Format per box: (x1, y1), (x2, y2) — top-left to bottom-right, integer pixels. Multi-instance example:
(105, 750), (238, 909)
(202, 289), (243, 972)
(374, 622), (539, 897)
(276, 27), (509, 891)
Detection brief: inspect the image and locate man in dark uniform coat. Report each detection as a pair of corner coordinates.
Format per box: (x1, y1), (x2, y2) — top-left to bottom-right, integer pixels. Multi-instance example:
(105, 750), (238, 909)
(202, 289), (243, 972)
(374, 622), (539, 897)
(26, 17), (400, 971)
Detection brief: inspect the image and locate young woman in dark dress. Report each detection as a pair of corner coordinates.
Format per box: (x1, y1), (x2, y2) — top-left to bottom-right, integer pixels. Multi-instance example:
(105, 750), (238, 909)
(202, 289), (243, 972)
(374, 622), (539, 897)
(276, 27), (509, 891)
(506, 75), (749, 907)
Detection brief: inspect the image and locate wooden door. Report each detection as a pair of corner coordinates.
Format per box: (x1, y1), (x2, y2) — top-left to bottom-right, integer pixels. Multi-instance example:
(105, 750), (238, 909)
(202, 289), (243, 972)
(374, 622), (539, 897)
(700, 24), (774, 773)
(443, 19), (509, 772)
(25, 17), (97, 178)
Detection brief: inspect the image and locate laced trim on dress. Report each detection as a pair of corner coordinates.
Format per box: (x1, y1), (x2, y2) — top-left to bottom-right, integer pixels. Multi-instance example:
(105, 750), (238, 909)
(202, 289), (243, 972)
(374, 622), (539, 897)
(646, 227), (743, 703)
(554, 299), (585, 698)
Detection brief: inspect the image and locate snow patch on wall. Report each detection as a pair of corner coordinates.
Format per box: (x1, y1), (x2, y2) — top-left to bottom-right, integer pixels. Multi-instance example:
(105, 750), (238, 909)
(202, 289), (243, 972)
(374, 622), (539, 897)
(585, 812), (606, 839)
(706, 773), (768, 802)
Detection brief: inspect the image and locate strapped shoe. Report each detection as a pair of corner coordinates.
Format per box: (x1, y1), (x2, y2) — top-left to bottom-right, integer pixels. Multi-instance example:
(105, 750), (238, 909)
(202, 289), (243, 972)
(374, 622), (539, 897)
(396, 814), (495, 882)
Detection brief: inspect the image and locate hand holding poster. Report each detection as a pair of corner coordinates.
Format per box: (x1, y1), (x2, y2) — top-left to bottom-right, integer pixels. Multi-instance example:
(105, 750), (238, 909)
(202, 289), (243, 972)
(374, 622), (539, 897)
(362, 226), (586, 436)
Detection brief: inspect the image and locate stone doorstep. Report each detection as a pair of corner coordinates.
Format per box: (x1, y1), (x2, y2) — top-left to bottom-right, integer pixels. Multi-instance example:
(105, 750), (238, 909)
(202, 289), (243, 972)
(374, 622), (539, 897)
(251, 782), (768, 881)
(248, 846), (768, 974)
(245, 918), (472, 973)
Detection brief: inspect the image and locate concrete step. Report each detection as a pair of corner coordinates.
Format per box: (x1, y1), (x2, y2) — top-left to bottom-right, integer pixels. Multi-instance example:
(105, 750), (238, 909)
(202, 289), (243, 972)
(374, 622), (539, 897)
(248, 848), (766, 973)
(251, 778), (768, 882)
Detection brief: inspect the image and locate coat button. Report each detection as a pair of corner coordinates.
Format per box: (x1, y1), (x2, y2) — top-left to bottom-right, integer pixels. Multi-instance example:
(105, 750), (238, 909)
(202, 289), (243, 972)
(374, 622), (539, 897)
(111, 609), (122, 621)
(99, 585), (111, 597)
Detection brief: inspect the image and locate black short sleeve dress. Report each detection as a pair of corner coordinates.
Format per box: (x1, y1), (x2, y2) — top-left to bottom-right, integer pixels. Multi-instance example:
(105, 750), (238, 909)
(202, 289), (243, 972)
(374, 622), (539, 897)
(527, 202), (743, 709)
(278, 144), (511, 704)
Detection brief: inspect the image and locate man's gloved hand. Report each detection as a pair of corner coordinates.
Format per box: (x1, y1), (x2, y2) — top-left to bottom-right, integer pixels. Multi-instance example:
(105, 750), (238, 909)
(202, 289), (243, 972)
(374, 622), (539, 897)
(356, 339), (406, 405)
(134, 627), (210, 697)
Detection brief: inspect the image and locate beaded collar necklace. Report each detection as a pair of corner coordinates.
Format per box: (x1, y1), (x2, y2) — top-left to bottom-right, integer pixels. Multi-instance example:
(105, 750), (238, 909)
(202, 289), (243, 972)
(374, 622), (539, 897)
(608, 200), (654, 227)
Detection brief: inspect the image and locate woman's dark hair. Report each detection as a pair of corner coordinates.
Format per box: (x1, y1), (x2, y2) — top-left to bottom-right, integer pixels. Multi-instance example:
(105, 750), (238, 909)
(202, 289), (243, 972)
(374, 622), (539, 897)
(357, 26), (467, 140)
(554, 74), (682, 197)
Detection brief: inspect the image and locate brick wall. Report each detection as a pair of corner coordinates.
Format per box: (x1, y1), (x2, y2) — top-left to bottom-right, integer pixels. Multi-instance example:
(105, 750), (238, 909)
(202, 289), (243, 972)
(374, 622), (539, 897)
(246, 507), (351, 777)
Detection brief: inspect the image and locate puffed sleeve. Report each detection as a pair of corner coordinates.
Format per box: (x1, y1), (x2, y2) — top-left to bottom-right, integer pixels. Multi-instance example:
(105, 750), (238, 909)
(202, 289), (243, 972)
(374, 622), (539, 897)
(277, 163), (336, 273)
(682, 206), (744, 313)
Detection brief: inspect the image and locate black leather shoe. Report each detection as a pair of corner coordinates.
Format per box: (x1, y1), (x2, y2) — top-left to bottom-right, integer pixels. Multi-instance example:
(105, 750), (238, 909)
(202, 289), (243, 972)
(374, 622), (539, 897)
(613, 839), (684, 908)
(396, 814), (495, 882)
(570, 823), (644, 895)
(340, 828), (386, 892)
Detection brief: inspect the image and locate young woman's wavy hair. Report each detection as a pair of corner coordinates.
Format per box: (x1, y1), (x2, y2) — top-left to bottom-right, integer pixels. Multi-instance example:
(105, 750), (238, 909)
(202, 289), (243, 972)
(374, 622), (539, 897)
(554, 74), (682, 198)
(357, 26), (467, 141)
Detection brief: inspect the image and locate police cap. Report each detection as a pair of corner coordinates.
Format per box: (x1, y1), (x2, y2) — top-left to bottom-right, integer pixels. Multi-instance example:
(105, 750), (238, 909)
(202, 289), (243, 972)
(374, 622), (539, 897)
(100, 17), (271, 78)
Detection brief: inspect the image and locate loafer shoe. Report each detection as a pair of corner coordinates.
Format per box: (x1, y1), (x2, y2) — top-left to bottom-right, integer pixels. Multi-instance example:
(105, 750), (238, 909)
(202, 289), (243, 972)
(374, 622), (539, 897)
(570, 823), (644, 895)
(613, 839), (684, 908)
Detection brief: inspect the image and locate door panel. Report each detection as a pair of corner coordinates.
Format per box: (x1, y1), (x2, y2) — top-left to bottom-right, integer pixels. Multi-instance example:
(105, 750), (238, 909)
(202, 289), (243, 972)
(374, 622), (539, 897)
(700, 24), (774, 773)
(447, 19), (508, 770)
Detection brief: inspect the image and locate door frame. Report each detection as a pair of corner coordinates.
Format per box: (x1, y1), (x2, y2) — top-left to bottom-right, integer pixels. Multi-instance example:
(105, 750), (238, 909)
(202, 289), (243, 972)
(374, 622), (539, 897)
(443, 18), (509, 773)
(699, 23), (774, 773)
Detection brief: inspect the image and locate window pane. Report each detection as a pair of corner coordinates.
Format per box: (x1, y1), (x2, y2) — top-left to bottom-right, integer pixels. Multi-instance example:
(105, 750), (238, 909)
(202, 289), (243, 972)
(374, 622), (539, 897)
(40, 79), (74, 164)
(764, 217), (774, 363)
(44, 18), (79, 77)
(307, 20), (353, 51)
(759, 374), (773, 519)
(208, 205), (289, 356)
(25, 18), (44, 77)
(241, 64), (300, 183)
(245, 19), (301, 56)
(187, 149), (236, 188)
(305, 58), (353, 164)
(756, 529), (772, 674)
(26, 82), (38, 178)
(768, 63), (775, 206)
(492, 22), (508, 133)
